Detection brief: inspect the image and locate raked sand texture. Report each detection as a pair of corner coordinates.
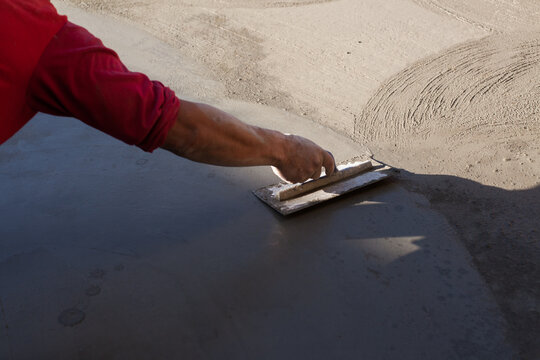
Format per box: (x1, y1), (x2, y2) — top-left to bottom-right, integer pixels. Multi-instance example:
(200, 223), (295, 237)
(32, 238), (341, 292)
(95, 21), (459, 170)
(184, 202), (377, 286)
(51, 1), (540, 358)
(56, 0), (540, 186)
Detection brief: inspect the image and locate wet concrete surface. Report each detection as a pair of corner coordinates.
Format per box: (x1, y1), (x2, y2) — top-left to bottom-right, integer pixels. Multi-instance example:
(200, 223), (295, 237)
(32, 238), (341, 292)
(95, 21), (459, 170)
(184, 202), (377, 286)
(0, 113), (516, 359)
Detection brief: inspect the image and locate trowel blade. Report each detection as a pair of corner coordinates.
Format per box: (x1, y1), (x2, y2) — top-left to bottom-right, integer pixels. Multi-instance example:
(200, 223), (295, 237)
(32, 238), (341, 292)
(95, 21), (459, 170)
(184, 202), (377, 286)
(253, 159), (392, 215)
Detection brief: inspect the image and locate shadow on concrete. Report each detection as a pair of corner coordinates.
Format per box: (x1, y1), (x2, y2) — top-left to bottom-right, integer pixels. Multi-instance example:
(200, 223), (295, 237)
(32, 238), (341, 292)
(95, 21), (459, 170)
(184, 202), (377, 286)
(393, 170), (540, 360)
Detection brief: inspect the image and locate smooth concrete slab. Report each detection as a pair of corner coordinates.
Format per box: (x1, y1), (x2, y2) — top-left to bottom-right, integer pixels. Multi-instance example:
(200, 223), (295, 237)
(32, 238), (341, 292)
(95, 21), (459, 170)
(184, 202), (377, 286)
(0, 113), (515, 359)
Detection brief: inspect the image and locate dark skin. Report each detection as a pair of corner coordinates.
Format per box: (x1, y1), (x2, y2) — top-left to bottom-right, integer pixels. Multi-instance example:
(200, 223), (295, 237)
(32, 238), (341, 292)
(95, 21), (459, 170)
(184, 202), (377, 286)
(161, 100), (336, 183)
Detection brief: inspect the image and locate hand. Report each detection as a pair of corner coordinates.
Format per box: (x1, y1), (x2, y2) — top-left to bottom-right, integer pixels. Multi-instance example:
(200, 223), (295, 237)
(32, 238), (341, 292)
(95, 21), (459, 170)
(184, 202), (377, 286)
(272, 134), (336, 183)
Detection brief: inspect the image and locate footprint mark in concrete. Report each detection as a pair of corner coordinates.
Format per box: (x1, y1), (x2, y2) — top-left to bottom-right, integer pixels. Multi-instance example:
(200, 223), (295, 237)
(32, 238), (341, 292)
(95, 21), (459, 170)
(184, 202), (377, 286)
(58, 308), (85, 327)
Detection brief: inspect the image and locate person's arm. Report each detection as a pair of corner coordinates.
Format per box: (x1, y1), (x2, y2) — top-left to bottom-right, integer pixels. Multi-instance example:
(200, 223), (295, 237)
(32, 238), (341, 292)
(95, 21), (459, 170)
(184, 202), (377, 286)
(161, 100), (335, 183)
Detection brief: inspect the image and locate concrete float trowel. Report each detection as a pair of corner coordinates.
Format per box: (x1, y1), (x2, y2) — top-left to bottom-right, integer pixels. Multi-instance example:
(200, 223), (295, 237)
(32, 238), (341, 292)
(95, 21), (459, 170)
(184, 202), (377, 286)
(253, 157), (393, 215)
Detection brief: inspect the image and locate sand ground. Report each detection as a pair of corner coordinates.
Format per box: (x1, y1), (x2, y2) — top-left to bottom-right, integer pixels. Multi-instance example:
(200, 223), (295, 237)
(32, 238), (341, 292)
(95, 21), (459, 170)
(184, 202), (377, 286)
(53, 0), (539, 358)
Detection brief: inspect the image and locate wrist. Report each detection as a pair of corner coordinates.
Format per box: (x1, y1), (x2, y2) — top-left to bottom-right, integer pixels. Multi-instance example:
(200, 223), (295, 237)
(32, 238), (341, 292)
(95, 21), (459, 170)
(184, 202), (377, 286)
(263, 128), (287, 168)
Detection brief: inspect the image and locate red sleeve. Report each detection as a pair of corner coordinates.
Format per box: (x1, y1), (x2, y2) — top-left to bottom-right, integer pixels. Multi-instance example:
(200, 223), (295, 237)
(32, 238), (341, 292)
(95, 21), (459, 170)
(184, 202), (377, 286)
(0, 0), (67, 144)
(26, 22), (180, 152)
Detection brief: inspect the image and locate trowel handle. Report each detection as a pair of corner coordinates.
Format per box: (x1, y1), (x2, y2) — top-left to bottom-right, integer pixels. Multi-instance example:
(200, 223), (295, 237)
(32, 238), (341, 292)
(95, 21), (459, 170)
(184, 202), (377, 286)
(277, 160), (373, 201)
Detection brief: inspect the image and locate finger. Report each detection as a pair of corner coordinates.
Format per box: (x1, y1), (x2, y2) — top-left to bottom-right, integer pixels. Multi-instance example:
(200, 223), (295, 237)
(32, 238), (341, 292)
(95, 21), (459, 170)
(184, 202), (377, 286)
(323, 150), (336, 176)
(311, 166), (322, 180)
(271, 165), (291, 183)
(272, 166), (304, 184)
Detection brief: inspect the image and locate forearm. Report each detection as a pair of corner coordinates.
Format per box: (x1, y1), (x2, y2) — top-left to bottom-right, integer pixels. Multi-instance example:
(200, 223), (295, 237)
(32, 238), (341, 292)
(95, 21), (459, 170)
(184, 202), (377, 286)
(162, 100), (285, 167)
(161, 100), (336, 183)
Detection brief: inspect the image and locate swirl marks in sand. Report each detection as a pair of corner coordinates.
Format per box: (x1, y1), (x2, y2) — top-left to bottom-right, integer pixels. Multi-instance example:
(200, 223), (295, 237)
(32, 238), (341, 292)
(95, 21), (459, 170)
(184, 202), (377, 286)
(355, 33), (540, 146)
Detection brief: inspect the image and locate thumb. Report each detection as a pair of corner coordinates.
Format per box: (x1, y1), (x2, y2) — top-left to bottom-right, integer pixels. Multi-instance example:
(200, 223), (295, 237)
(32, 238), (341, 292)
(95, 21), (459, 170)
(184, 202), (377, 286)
(271, 165), (292, 184)
(323, 151), (337, 176)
